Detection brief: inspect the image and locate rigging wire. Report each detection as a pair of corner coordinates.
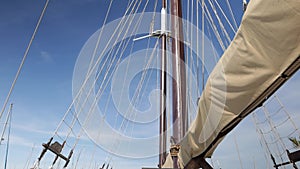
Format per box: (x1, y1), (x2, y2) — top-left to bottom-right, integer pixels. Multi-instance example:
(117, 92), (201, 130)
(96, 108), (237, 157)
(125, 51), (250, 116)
(33, 0), (250, 167)
(31, 1), (145, 167)
(0, 0), (50, 120)
(196, 0), (200, 92)
(128, 42), (159, 135)
(205, 20), (220, 63)
(47, 1), (155, 166)
(207, 0), (231, 46)
(53, 0), (137, 136)
(85, 0), (147, 136)
(225, 0), (238, 30)
(132, 0), (158, 114)
(201, 2), (226, 51)
(274, 95), (300, 136)
(0, 104), (12, 145)
(109, 40), (159, 156)
(97, 37), (159, 158)
(263, 106), (288, 151)
(67, 0), (145, 153)
(252, 95), (300, 167)
(212, 0), (237, 34)
(234, 135), (244, 169)
(186, 0), (197, 124)
(70, 0), (143, 143)
(201, 0), (205, 92)
(191, 0), (197, 97)
(262, 107), (288, 165)
(254, 125), (273, 168)
(99, 0), (157, 160)
(23, 145), (35, 169)
(86, 0), (114, 83)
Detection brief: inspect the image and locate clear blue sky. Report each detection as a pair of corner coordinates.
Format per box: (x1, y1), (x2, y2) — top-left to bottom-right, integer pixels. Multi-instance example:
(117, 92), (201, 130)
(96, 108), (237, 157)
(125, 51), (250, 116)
(0, 0), (299, 169)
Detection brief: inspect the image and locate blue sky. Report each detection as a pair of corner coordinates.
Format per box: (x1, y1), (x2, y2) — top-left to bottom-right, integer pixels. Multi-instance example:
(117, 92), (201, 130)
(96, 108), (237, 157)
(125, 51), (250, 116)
(0, 0), (112, 168)
(0, 0), (299, 169)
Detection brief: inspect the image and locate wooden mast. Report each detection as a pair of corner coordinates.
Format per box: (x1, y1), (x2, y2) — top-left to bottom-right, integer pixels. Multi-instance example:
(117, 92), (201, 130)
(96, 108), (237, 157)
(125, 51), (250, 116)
(169, 1), (213, 168)
(159, 1), (213, 168)
(170, 0), (187, 143)
(159, 0), (167, 167)
(170, 0), (187, 168)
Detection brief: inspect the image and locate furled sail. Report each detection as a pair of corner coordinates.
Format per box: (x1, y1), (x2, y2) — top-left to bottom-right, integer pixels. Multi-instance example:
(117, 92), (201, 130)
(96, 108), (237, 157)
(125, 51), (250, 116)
(164, 0), (300, 167)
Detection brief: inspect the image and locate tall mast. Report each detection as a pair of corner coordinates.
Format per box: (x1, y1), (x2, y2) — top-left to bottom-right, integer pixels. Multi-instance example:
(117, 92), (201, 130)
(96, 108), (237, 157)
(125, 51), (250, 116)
(171, 0), (187, 145)
(159, 0), (167, 167)
(170, 0), (187, 167)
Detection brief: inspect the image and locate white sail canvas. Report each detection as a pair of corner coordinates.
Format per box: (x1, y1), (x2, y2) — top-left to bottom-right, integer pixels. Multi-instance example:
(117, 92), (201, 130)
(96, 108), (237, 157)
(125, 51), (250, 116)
(163, 0), (300, 167)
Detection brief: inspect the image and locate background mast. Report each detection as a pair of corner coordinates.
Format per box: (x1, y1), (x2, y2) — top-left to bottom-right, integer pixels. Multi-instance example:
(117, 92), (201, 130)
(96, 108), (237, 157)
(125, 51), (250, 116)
(159, 0), (168, 167)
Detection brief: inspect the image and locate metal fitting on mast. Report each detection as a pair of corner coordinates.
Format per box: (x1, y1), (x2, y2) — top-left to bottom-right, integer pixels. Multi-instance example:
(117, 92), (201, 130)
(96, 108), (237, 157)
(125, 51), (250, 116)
(243, 0), (248, 12)
(161, 8), (167, 35)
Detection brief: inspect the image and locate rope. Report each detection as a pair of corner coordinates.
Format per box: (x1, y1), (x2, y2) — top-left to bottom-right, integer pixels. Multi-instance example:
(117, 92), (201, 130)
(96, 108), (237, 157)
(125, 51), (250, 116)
(71, 0), (143, 140)
(225, 0), (238, 30)
(196, 0), (200, 92)
(99, 0), (154, 159)
(263, 106), (287, 151)
(205, 22), (220, 63)
(33, 2), (146, 165)
(275, 95), (300, 136)
(207, 0), (231, 46)
(128, 40), (159, 136)
(51, 0), (154, 164)
(0, 0), (50, 120)
(212, 0), (237, 33)
(36, 0), (250, 167)
(252, 95), (300, 166)
(53, 0), (137, 135)
(106, 40), (159, 159)
(87, 0), (114, 79)
(201, 0), (205, 91)
(201, 2), (226, 51)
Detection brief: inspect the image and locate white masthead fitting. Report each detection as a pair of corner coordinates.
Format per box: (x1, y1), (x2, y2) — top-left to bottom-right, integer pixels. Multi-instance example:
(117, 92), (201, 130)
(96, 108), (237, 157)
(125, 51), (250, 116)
(161, 8), (167, 34)
(133, 8), (170, 41)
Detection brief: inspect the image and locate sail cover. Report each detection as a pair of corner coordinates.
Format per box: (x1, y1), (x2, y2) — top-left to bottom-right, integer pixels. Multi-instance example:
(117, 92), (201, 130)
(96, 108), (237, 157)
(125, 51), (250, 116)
(164, 0), (300, 167)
